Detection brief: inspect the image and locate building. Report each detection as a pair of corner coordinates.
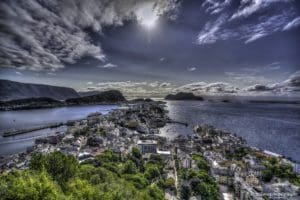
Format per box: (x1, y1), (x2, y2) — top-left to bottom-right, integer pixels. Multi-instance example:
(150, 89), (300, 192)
(137, 140), (157, 154)
(157, 150), (171, 159)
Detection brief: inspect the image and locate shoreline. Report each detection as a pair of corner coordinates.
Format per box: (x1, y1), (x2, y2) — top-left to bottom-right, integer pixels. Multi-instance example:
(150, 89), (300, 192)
(1, 100), (299, 164)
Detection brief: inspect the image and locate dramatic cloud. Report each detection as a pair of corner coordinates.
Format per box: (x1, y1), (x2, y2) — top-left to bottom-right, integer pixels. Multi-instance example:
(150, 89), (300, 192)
(246, 84), (273, 92)
(0, 0), (179, 71)
(159, 82), (171, 87)
(98, 63), (118, 68)
(264, 62), (281, 70)
(202, 0), (232, 15)
(187, 67), (197, 72)
(198, 0), (298, 44)
(230, 0), (291, 20)
(245, 71), (300, 95)
(149, 81), (159, 87)
(283, 16), (300, 31)
(283, 70), (300, 88)
(197, 14), (227, 44)
(15, 71), (22, 76)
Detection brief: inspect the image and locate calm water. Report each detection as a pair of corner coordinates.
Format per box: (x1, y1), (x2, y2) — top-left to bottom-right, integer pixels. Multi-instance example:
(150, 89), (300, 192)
(160, 101), (300, 162)
(0, 105), (118, 155)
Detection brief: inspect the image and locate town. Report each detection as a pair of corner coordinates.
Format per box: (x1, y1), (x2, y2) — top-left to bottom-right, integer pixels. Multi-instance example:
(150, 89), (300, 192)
(0, 100), (299, 200)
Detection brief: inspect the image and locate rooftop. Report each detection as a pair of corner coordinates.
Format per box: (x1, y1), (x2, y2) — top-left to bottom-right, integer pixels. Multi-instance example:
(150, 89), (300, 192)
(137, 140), (157, 145)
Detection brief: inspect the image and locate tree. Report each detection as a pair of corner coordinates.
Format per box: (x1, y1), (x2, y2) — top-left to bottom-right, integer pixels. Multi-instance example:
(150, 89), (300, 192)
(165, 177), (175, 188)
(30, 151), (79, 188)
(197, 159), (210, 172)
(45, 151), (79, 185)
(195, 182), (219, 200)
(122, 160), (138, 174)
(180, 183), (191, 200)
(90, 174), (101, 185)
(147, 184), (164, 200)
(131, 147), (142, 160)
(29, 152), (45, 171)
(145, 164), (160, 181)
(0, 170), (64, 200)
(124, 173), (149, 189)
(67, 178), (101, 200)
(262, 169), (273, 182)
(95, 150), (120, 164)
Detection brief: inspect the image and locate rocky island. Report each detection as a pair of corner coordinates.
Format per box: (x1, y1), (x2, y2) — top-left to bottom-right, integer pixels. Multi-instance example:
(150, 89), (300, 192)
(165, 92), (204, 101)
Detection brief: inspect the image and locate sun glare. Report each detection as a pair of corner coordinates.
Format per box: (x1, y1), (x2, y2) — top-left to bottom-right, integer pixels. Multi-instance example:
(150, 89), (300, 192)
(136, 2), (158, 30)
(141, 17), (157, 29)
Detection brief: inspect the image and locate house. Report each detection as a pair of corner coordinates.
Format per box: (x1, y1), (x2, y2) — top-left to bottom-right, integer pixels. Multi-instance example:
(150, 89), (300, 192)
(137, 140), (157, 154)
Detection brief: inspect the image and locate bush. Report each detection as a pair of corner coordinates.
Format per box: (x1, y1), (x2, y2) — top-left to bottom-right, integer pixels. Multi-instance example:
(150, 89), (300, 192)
(73, 126), (90, 137)
(165, 177), (175, 188)
(262, 169), (273, 182)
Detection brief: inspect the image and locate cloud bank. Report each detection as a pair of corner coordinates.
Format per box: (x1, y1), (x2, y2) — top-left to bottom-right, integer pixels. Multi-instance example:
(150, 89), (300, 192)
(171, 71), (300, 97)
(0, 0), (179, 71)
(81, 71), (300, 98)
(82, 81), (174, 98)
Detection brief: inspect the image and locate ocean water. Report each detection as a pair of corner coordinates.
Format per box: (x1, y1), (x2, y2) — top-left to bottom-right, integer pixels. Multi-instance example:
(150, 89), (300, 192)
(0, 105), (118, 155)
(0, 105), (118, 133)
(159, 100), (300, 162)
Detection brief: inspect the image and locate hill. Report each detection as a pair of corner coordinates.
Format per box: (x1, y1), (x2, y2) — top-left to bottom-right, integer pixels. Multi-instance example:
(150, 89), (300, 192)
(0, 79), (79, 101)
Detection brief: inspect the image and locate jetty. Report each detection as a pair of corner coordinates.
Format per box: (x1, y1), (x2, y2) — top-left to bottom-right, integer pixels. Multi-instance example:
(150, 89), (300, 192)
(2, 122), (64, 137)
(166, 120), (188, 126)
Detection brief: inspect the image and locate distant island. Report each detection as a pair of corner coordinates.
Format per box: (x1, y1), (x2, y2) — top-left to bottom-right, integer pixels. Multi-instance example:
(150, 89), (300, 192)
(165, 92), (204, 101)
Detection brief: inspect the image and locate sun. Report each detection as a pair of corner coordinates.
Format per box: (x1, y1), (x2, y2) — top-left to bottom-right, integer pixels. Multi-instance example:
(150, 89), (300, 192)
(141, 17), (157, 29)
(136, 2), (159, 30)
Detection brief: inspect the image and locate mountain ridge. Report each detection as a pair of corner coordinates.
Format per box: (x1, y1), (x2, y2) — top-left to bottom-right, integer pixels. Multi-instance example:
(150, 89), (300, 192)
(0, 79), (79, 101)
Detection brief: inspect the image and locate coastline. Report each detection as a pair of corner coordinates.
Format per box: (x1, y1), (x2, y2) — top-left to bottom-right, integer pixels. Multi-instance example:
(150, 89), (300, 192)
(1, 100), (299, 164)
(1, 100), (299, 199)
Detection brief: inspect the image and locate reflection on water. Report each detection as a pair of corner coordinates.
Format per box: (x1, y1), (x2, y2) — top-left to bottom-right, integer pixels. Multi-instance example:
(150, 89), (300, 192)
(160, 100), (300, 162)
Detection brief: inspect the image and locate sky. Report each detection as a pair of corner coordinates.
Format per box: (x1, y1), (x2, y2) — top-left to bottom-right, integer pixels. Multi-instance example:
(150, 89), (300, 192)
(0, 0), (299, 98)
